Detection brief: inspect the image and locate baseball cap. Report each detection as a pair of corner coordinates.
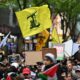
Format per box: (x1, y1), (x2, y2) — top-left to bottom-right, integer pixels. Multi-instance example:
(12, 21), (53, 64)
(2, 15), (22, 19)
(22, 68), (31, 75)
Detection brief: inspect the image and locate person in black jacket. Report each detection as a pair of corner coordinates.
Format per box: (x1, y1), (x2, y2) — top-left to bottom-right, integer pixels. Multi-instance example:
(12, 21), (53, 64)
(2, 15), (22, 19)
(41, 53), (58, 80)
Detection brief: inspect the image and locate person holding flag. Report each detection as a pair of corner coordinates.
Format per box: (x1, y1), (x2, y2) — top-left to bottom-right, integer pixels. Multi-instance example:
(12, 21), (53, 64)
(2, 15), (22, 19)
(38, 53), (59, 80)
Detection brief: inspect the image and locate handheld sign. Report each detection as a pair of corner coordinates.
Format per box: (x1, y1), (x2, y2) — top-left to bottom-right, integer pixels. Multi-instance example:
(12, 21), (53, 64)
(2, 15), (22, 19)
(53, 44), (64, 60)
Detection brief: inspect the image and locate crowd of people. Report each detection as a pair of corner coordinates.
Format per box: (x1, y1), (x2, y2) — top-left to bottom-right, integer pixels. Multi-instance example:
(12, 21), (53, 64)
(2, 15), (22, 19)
(0, 52), (80, 80)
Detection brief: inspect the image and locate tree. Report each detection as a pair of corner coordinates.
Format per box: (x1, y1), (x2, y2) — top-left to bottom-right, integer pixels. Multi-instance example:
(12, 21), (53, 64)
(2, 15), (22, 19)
(0, 0), (80, 41)
(32, 0), (80, 41)
(47, 0), (80, 41)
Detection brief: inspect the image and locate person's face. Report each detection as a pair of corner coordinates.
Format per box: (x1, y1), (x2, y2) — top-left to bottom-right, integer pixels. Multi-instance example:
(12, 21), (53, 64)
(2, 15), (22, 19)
(76, 71), (80, 78)
(23, 74), (30, 79)
(0, 65), (3, 70)
(66, 62), (73, 71)
(64, 74), (72, 80)
(3, 58), (8, 64)
(44, 57), (52, 66)
(64, 77), (72, 80)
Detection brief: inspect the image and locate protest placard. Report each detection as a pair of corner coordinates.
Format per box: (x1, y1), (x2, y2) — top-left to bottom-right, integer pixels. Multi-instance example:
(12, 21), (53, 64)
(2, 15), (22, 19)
(25, 51), (42, 65)
(53, 44), (64, 60)
(42, 48), (57, 58)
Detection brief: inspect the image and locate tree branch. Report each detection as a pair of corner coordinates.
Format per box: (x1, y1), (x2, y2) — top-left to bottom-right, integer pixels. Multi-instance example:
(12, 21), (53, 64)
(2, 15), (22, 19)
(23, 0), (27, 9)
(16, 0), (22, 10)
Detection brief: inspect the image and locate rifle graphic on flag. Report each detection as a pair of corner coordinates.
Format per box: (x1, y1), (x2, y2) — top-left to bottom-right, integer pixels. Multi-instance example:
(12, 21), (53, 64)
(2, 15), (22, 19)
(16, 5), (52, 37)
(0, 32), (11, 48)
(27, 11), (40, 29)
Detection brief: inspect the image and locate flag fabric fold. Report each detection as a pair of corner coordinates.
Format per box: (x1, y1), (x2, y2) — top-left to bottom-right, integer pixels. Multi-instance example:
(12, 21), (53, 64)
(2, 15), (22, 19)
(38, 73), (47, 80)
(6, 76), (12, 80)
(39, 63), (60, 80)
(16, 5), (52, 37)
(36, 30), (49, 51)
(43, 63), (59, 77)
(52, 28), (60, 44)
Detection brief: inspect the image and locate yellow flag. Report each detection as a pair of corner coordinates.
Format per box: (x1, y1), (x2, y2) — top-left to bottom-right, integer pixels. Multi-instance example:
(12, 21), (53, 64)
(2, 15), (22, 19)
(52, 28), (60, 43)
(36, 30), (49, 51)
(16, 5), (52, 37)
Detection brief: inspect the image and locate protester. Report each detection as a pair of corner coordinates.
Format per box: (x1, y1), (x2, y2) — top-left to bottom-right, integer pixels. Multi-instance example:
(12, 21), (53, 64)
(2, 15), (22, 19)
(0, 52), (80, 80)
(43, 53), (56, 70)
(39, 53), (58, 80)
(22, 67), (32, 80)
(75, 68), (80, 80)
(63, 72), (73, 80)
(0, 62), (4, 79)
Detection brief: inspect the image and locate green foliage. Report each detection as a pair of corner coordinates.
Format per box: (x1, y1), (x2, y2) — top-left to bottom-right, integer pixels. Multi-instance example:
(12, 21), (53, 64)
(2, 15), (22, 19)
(0, 0), (18, 9)
(0, 0), (80, 40)
(46, 0), (80, 18)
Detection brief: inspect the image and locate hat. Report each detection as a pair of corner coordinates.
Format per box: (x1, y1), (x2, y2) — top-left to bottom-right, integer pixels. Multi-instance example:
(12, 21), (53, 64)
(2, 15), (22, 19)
(22, 68), (31, 75)
(11, 62), (19, 68)
(45, 53), (56, 63)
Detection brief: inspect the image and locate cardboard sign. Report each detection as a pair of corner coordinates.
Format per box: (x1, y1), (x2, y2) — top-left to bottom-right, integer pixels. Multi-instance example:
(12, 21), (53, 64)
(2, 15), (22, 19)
(25, 51), (42, 65)
(8, 54), (21, 63)
(53, 44), (64, 60)
(42, 48), (57, 58)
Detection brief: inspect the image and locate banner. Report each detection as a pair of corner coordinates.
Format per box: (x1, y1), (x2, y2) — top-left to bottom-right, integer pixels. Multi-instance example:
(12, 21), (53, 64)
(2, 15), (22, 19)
(53, 44), (64, 60)
(16, 5), (52, 37)
(42, 48), (57, 59)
